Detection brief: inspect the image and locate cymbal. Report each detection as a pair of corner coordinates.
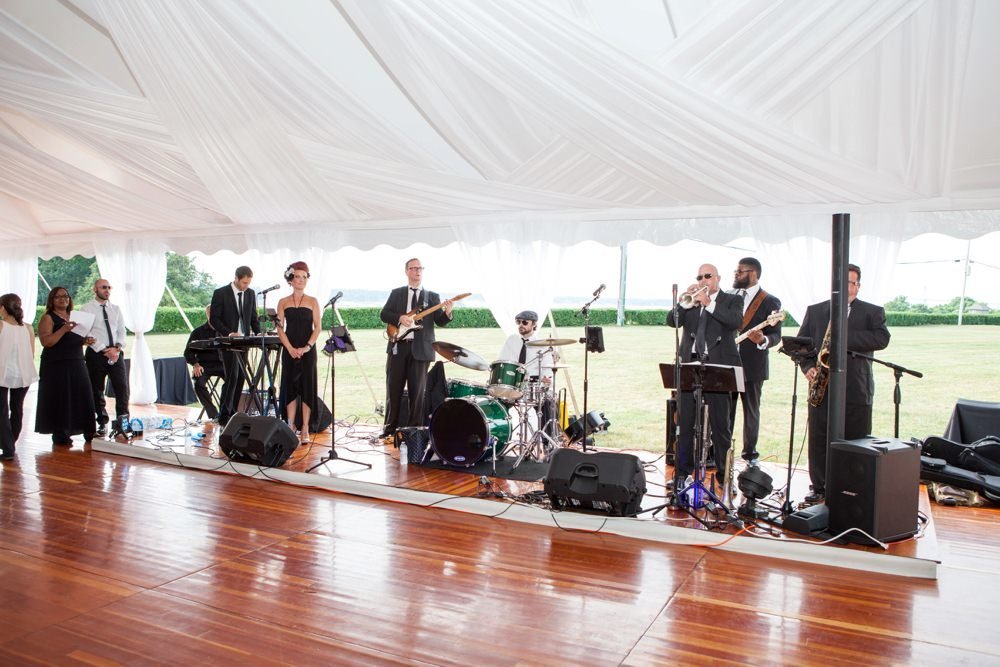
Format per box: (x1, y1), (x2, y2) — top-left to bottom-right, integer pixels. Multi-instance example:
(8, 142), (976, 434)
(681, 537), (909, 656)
(542, 363), (572, 370)
(432, 341), (489, 371)
(526, 338), (577, 347)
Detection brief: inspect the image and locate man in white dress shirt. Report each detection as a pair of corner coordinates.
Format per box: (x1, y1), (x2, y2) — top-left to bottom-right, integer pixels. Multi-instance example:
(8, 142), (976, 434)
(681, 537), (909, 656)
(498, 310), (553, 383)
(80, 278), (129, 437)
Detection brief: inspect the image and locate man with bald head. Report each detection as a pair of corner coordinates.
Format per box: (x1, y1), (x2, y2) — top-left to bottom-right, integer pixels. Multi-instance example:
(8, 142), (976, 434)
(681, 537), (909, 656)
(80, 278), (129, 436)
(666, 263), (743, 489)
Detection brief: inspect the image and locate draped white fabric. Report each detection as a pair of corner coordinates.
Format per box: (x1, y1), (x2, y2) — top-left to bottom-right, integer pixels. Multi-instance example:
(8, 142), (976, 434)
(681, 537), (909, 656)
(95, 240), (167, 405)
(0, 0), (997, 260)
(0, 247), (39, 324)
(452, 218), (565, 337)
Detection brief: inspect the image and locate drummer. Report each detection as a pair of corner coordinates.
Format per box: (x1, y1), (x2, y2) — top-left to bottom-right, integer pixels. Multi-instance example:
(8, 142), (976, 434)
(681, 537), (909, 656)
(498, 310), (554, 385)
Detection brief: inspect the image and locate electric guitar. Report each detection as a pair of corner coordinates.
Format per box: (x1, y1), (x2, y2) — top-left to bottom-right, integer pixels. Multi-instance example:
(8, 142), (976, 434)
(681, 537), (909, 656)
(735, 310), (786, 344)
(386, 292), (471, 343)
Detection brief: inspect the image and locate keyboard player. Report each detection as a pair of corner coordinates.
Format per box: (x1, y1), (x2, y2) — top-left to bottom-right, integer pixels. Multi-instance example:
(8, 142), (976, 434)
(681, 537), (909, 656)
(210, 266), (261, 426)
(184, 306), (225, 421)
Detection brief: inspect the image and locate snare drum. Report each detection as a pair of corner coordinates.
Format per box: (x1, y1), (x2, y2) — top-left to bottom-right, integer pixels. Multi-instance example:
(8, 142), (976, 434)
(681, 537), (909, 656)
(430, 396), (511, 467)
(446, 378), (489, 399)
(488, 360), (526, 400)
(522, 379), (548, 404)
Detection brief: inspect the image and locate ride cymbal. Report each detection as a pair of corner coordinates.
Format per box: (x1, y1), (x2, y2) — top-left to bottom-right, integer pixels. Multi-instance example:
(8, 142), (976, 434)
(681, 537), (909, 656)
(526, 338), (577, 347)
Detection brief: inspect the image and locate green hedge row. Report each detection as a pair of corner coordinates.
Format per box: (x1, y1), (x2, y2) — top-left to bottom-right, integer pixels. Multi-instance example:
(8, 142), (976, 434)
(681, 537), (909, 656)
(33, 306), (1000, 333)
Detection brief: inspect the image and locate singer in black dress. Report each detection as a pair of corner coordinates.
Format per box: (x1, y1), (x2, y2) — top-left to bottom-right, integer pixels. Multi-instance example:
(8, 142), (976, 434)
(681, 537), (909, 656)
(35, 287), (97, 445)
(276, 262), (322, 442)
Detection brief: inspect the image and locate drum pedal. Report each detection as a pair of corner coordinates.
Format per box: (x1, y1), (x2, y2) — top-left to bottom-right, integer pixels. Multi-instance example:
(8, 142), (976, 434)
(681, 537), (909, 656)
(478, 475), (503, 498)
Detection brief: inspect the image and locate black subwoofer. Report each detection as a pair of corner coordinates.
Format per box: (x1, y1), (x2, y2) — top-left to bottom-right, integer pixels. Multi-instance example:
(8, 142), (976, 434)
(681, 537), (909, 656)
(544, 449), (646, 516)
(827, 436), (920, 544)
(219, 414), (299, 467)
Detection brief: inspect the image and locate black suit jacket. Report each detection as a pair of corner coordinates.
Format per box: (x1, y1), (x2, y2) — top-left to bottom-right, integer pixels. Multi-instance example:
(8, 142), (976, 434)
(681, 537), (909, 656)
(736, 290), (782, 383)
(380, 286), (452, 361)
(184, 322), (223, 366)
(209, 284), (261, 337)
(797, 298), (890, 405)
(666, 291), (743, 367)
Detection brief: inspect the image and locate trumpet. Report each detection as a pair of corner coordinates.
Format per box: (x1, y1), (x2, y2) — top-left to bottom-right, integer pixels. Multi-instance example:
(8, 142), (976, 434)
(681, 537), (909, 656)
(678, 285), (709, 309)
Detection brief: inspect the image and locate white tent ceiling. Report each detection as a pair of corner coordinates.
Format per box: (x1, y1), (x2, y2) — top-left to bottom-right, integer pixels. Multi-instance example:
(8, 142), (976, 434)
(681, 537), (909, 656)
(1, 0), (999, 260)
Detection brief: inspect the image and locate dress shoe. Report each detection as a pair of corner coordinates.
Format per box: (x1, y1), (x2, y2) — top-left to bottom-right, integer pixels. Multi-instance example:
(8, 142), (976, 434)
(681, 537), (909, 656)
(1, 451), (14, 461)
(803, 490), (825, 504)
(96, 424), (108, 437)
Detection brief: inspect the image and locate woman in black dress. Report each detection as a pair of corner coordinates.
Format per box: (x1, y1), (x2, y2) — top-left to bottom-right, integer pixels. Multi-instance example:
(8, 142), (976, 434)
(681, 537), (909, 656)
(276, 262), (321, 442)
(36, 286), (97, 446)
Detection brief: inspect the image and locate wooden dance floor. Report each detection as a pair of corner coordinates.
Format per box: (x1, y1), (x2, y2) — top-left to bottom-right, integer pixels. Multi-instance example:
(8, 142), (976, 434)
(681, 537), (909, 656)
(3, 400), (1000, 664)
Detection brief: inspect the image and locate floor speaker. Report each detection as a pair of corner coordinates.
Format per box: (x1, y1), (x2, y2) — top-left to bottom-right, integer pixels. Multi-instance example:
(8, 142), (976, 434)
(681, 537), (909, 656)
(544, 449), (646, 516)
(827, 436), (920, 544)
(219, 414), (299, 467)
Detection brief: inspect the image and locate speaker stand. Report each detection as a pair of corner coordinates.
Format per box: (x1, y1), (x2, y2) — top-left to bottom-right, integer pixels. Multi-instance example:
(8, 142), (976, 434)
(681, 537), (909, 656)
(307, 308), (371, 473)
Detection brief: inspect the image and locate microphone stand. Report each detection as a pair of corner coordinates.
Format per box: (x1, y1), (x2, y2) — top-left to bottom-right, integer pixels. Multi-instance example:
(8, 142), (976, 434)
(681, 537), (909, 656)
(847, 351), (922, 439)
(257, 289), (279, 417)
(576, 289), (604, 452)
(670, 284), (682, 505)
(307, 297), (370, 472)
(776, 338), (815, 515)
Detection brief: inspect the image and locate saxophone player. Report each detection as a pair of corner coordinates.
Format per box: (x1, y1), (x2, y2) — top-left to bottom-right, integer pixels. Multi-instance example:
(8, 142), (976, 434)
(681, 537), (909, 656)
(797, 264), (890, 504)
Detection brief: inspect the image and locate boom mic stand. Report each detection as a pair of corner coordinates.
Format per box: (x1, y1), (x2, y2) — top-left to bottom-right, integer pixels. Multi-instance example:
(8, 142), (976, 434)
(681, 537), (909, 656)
(576, 285), (606, 451)
(257, 288), (279, 417)
(307, 294), (371, 472)
(848, 351), (922, 438)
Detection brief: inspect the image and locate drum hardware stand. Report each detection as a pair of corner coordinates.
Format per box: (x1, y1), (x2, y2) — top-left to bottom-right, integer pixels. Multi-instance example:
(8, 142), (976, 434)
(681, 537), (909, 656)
(307, 295), (371, 472)
(508, 394), (560, 470)
(576, 285), (606, 452)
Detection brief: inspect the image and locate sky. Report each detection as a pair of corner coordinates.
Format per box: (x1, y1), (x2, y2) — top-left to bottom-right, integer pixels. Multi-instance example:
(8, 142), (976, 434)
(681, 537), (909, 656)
(193, 230), (1000, 309)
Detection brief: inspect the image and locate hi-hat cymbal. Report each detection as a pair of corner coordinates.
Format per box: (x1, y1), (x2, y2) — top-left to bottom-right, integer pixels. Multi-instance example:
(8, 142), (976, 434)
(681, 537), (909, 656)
(542, 363), (572, 370)
(526, 337), (577, 347)
(432, 341), (489, 371)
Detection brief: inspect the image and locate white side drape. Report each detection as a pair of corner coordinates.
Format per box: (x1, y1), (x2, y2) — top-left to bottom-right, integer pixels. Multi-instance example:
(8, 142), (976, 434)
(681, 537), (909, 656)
(452, 218), (564, 337)
(0, 248), (39, 324)
(95, 239), (167, 405)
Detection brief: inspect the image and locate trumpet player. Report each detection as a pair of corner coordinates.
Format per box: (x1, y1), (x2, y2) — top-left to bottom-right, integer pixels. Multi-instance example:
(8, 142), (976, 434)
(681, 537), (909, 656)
(666, 264), (743, 488)
(797, 263), (890, 505)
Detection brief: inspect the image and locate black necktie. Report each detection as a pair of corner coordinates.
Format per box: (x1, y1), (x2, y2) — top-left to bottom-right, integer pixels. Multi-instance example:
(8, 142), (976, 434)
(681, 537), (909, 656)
(101, 304), (115, 348)
(410, 288), (420, 310)
(519, 339), (527, 364)
(236, 292), (244, 331)
(694, 307), (708, 359)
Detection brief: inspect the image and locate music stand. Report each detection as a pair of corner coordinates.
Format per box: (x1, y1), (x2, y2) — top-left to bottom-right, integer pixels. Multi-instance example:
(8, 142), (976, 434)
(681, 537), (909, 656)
(775, 336), (814, 515)
(645, 362), (743, 528)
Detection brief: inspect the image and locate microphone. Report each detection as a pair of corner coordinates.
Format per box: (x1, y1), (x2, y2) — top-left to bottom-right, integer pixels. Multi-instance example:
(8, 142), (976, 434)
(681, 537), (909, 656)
(592, 283), (606, 297)
(325, 291), (344, 308)
(259, 284), (280, 294)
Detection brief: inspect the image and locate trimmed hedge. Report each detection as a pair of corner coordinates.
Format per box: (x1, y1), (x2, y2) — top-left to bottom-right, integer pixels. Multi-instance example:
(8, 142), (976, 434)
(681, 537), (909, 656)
(33, 306), (999, 333)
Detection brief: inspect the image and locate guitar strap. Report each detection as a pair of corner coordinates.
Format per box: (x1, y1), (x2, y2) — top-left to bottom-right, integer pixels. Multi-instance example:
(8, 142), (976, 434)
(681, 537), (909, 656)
(741, 289), (769, 331)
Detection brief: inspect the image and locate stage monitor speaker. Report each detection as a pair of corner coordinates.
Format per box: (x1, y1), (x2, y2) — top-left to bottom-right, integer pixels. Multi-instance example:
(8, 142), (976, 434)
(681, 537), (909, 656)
(219, 414), (299, 467)
(544, 449), (645, 516)
(828, 436), (920, 545)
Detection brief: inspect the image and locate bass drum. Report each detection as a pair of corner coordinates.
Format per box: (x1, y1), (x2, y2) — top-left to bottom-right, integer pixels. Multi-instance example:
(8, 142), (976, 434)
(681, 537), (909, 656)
(430, 396), (511, 467)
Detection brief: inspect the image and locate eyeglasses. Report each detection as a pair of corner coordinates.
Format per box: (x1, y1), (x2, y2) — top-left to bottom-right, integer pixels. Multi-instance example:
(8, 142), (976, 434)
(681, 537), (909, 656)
(696, 273), (714, 281)
(407, 266), (424, 271)
(516, 319), (534, 325)
(848, 280), (860, 287)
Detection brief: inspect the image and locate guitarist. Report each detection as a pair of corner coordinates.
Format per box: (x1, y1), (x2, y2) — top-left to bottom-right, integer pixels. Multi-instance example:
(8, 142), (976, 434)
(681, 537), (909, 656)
(729, 257), (782, 466)
(379, 258), (454, 440)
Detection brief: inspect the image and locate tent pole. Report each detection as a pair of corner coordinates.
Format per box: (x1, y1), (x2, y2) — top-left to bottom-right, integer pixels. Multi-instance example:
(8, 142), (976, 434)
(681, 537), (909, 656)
(617, 244), (627, 326)
(164, 284), (194, 332)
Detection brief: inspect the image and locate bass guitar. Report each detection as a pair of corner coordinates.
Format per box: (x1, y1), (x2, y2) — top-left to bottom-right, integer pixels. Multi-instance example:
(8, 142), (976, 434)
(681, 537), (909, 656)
(386, 292), (471, 343)
(735, 310), (785, 344)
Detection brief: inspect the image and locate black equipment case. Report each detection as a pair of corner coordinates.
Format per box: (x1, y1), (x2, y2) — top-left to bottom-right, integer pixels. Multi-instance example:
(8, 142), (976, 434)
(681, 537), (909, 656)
(544, 449), (646, 516)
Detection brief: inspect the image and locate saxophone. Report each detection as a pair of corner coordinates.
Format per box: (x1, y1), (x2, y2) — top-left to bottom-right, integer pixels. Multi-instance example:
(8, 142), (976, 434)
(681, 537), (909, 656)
(808, 321), (832, 407)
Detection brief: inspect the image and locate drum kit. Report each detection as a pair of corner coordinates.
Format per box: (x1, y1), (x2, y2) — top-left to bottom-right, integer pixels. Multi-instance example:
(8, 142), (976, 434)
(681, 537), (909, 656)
(430, 338), (577, 469)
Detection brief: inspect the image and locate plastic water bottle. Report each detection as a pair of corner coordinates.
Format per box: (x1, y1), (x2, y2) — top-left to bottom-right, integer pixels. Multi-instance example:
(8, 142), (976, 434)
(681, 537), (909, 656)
(130, 417), (144, 439)
(400, 441), (409, 467)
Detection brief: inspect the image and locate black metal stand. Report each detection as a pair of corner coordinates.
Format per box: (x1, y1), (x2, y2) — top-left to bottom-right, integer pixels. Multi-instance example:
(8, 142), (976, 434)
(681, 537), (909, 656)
(307, 299), (370, 472)
(848, 351), (922, 438)
(776, 336), (816, 515)
(576, 289), (605, 451)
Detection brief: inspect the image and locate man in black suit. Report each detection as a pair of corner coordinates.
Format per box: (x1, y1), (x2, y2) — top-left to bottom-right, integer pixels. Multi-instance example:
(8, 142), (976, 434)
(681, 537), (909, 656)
(666, 263), (743, 483)
(379, 258), (454, 439)
(184, 306), (225, 421)
(728, 257), (782, 465)
(210, 266), (261, 426)
(797, 263), (890, 503)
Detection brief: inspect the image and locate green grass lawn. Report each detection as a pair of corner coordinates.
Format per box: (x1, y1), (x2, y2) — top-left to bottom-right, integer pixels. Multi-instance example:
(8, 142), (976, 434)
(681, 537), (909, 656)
(123, 325), (999, 461)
